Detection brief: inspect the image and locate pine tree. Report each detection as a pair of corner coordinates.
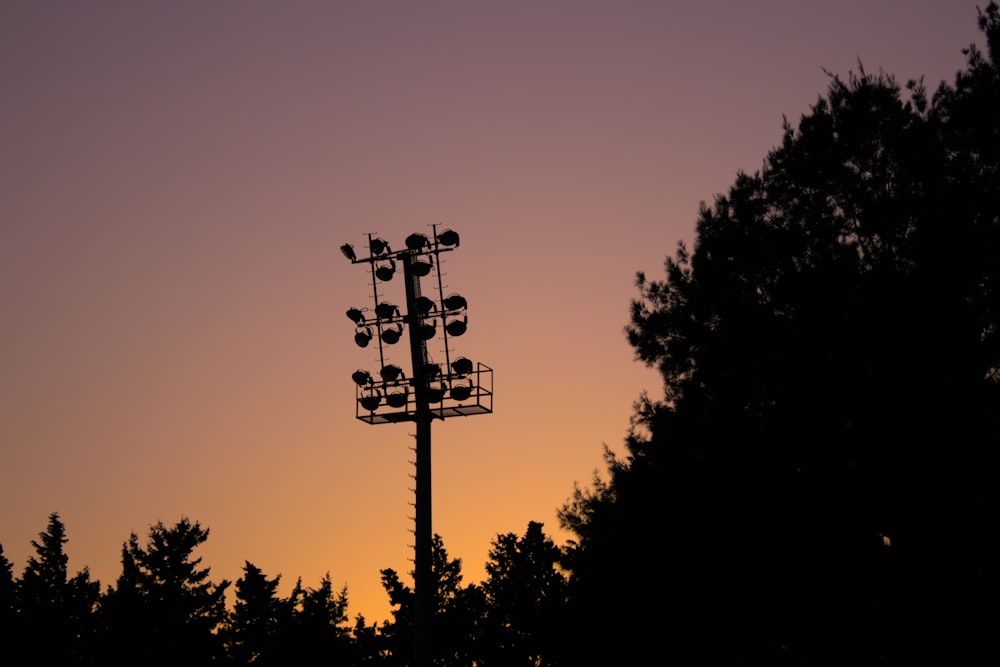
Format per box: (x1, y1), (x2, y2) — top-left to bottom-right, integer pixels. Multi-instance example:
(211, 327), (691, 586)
(224, 561), (292, 665)
(481, 522), (567, 666)
(15, 513), (99, 663)
(98, 518), (229, 666)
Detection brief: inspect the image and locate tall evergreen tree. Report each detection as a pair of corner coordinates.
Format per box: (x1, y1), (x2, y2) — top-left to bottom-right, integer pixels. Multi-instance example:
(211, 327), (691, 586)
(13, 513), (99, 664)
(282, 573), (353, 664)
(98, 518), (229, 666)
(481, 522), (567, 666)
(96, 535), (147, 662)
(223, 561), (292, 666)
(0, 544), (17, 658)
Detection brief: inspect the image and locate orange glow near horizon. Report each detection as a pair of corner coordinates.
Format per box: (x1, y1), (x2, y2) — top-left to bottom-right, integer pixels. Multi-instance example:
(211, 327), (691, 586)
(0, 1), (985, 622)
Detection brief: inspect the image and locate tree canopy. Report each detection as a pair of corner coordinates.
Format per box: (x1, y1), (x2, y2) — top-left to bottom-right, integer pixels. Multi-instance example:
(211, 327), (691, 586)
(560, 3), (1000, 663)
(98, 518), (231, 665)
(8, 513), (99, 663)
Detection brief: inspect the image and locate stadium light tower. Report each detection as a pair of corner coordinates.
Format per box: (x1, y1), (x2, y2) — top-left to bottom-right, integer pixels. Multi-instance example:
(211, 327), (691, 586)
(341, 226), (493, 667)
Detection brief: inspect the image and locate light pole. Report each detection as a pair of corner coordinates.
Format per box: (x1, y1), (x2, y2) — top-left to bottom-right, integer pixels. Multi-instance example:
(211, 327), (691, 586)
(341, 227), (493, 667)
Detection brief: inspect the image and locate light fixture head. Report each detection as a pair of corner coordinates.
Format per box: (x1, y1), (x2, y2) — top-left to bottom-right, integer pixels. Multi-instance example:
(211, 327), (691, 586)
(386, 388), (409, 408)
(352, 369), (373, 386)
(375, 302), (399, 320)
(354, 327), (373, 347)
(346, 307), (366, 324)
(418, 321), (436, 340)
(436, 229), (460, 247)
(360, 391), (382, 411)
(421, 362), (442, 379)
(340, 244), (357, 261)
(427, 383), (447, 403)
(380, 364), (405, 383)
(382, 324), (403, 344)
(370, 238), (390, 255)
(442, 294), (467, 311)
(445, 316), (467, 337)
(451, 357), (474, 376)
(415, 296), (436, 315)
(375, 259), (396, 282)
(405, 233), (430, 250)
(450, 380), (473, 401)
(411, 257), (433, 277)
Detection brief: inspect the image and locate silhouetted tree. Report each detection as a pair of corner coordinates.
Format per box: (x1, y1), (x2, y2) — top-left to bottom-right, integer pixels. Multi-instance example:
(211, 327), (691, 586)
(350, 612), (385, 665)
(223, 561), (293, 665)
(0, 544), (14, 640)
(12, 513), (99, 664)
(431, 543), (486, 667)
(378, 566), (413, 665)
(95, 534), (146, 661)
(931, 3), (1000, 399)
(561, 5), (1000, 663)
(379, 534), (485, 666)
(282, 573), (354, 663)
(98, 518), (229, 666)
(480, 522), (567, 666)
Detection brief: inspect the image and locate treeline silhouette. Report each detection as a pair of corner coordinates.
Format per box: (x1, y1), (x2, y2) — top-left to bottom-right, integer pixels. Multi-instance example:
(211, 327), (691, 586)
(4, 4), (1000, 664)
(0, 513), (566, 665)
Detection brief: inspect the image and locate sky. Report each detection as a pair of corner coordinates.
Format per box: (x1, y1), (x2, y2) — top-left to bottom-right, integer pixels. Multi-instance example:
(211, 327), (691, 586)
(0, 1), (988, 623)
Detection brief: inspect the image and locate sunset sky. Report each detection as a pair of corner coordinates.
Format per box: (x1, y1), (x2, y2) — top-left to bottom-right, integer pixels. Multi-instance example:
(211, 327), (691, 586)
(0, 1), (987, 622)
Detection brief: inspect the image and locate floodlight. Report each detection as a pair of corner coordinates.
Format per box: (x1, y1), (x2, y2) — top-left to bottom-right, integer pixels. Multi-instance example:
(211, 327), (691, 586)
(411, 257), (433, 277)
(445, 316), (467, 337)
(346, 307), (366, 325)
(355, 327), (373, 347)
(451, 357), (474, 376)
(370, 238), (390, 255)
(421, 363), (442, 379)
(360, 391), (382, 411)
(418, 320), (436, 340)
(406, 233), (430, 250)
(442, 294), (467, 311)
(380, 364), (405, 382)
(375, 259), (396, 282)
(415, 296), (436, 315)
(375, 302), (400, 320)
(427, 383), (447, 403)
(352, 369), (373, 386)
(386, 388), (409, 408)
(382, 323), (404, 344)
(341, 244), (357, 261)
(436, 229), (460, 247)
(450, 380), (473, 401)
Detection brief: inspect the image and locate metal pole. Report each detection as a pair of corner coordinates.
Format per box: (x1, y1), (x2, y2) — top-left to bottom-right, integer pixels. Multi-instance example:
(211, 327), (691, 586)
(413, 418), (431, 667)
(402, 252), (432, 667)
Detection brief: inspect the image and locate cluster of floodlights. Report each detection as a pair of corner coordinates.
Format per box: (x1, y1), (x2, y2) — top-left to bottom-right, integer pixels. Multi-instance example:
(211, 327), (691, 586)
(341, 228), (489, 417)
(345, 292), (468, 349)
(349, 356), (478, 411)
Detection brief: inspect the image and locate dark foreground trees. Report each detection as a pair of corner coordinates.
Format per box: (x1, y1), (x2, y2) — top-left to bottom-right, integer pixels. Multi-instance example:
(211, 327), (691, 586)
(0, 515), (569, 665)
(224, 561), (289, 664)
(3, 513), (99, 662)
(480, 521), (567, 666)
(560, 4), (1000, 663)
(98, 518), (231, 665)
(379, 533), (483, 665)
(377, 525), (568, 666)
